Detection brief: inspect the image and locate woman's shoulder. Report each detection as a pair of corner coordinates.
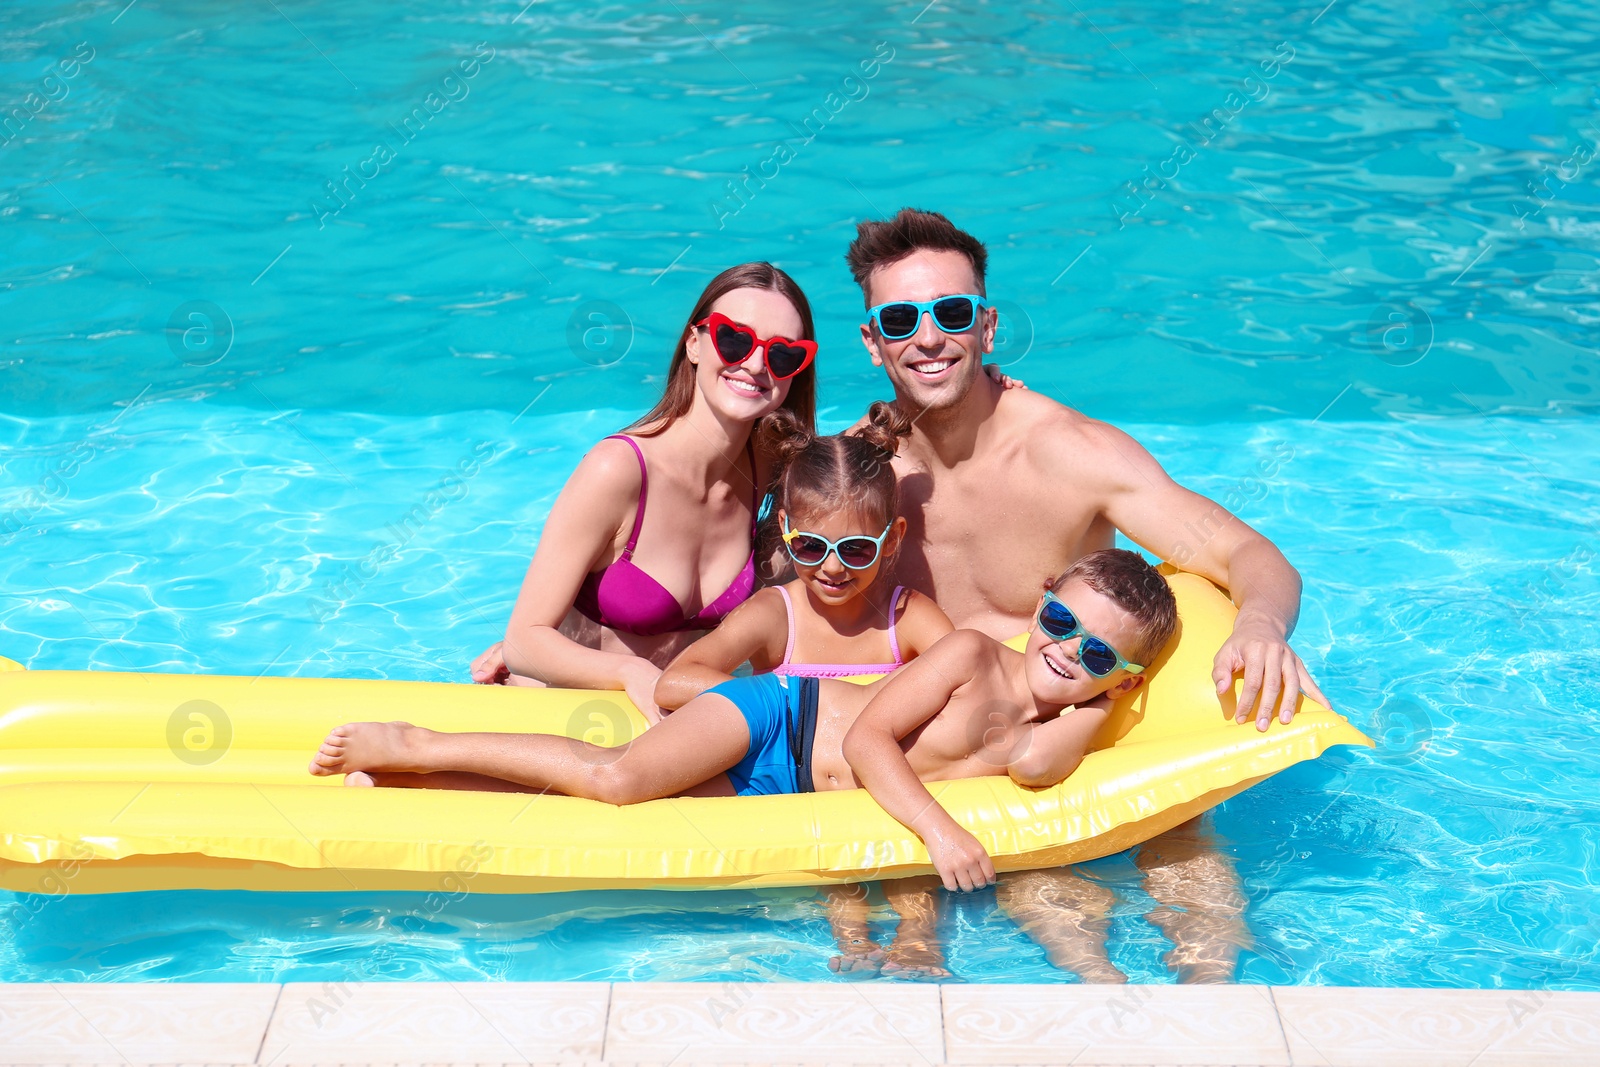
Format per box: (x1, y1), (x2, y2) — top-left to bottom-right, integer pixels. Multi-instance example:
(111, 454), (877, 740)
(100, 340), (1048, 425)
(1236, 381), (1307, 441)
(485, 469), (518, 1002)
(575, 435), (645, 484)
(548, 436), (645, 521)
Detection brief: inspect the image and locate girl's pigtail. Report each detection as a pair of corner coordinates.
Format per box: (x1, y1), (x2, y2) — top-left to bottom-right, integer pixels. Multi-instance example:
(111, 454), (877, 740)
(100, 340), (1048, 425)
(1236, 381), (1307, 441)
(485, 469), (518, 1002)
(753, 408), (812, 583)
(757, 407), (814, 497)
(856, 400), (913, 458)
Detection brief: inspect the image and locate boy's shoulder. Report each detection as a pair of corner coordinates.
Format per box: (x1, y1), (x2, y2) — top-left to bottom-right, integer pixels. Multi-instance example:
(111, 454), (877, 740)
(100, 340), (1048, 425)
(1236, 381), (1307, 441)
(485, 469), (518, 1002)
(925, 627), (1009, 663)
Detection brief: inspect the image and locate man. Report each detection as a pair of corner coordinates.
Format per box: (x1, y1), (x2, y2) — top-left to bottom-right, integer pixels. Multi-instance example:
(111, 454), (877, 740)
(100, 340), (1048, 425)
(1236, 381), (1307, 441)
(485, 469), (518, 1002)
(845, 208), (1329, 982)
(848, 208), (1327, 723)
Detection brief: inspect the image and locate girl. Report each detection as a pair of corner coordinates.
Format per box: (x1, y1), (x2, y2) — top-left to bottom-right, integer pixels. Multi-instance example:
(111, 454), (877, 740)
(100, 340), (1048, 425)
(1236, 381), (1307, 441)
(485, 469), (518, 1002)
(653, 405), (952, 711)
(468, 263), (818, 721)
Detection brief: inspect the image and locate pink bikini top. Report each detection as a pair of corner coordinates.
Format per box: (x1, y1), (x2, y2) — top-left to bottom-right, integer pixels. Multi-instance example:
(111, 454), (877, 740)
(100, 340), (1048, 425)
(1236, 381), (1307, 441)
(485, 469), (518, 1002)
(770, 584), (906, 678)
(573, 434), (758, 637)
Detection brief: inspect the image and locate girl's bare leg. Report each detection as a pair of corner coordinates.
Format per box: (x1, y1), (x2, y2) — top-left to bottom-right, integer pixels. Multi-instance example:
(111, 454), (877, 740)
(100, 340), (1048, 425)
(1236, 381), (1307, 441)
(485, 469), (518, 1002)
(827, 883), (885, 974)
(878, 877), (950, 980)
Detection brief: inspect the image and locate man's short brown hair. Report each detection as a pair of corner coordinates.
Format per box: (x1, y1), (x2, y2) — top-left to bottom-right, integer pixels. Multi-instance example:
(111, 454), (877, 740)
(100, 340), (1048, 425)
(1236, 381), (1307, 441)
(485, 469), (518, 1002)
(845, 208), (988, 303)
(1050, 549), (1179, 667)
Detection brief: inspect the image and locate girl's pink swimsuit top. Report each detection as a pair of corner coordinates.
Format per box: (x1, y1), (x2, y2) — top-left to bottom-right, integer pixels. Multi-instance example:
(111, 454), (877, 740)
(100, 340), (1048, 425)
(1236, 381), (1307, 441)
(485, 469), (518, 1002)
(770, 584), (906, 678)
(573, 434), (758, 637)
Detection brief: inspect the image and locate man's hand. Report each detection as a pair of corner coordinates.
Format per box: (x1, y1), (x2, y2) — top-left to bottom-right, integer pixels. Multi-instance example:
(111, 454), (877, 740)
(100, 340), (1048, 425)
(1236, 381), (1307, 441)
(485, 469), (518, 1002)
(620, 660), (665, 725)
(1212, 614), (1332, 731)
(924, 822), (997, 892)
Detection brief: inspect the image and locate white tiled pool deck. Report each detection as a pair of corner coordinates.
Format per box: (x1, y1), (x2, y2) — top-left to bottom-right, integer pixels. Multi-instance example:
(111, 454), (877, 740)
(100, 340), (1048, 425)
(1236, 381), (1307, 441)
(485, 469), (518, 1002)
(1, 982), (1596, 1066)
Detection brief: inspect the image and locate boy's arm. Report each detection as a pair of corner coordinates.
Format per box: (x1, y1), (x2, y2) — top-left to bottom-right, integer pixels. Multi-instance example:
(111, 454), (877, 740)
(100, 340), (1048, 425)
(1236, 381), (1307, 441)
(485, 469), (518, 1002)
(843, 630), (997, 893)
(1007, 698), (1114, 788)
(653, 589), (786, 711)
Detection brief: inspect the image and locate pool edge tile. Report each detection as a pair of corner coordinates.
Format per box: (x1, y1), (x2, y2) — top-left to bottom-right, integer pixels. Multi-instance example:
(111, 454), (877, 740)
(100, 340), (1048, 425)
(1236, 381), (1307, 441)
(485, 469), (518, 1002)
(2, 983), (1598, 1066)
(1272, 986), (1600, 1067)
(0, 982), (279, 1065)
(943, 983), (1290, 1065)
(259, 981), (610, 1064)
(604, 981), (943, 1063)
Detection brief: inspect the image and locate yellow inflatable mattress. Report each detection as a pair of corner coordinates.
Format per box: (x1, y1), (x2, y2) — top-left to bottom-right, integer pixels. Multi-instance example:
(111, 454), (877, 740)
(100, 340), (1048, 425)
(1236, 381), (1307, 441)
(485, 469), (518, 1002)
(0, 572), (1370, 894)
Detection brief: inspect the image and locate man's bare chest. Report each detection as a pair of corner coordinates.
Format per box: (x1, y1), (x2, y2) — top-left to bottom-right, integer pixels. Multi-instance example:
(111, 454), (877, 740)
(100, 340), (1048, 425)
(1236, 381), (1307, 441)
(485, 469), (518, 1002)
(912, 470), (1098, 566)
(896, 467), (1110, 632)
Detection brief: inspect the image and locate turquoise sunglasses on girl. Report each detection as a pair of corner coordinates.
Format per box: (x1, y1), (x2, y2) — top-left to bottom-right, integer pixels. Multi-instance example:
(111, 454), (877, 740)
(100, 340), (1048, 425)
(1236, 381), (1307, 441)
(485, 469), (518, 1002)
(782, 517), (892, 569)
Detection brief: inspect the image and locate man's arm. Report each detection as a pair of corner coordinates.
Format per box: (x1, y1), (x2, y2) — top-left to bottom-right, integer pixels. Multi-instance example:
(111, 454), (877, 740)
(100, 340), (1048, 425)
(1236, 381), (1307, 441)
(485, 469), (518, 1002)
(1070, 418), (1331, 730)
(842, 631), (998, 893)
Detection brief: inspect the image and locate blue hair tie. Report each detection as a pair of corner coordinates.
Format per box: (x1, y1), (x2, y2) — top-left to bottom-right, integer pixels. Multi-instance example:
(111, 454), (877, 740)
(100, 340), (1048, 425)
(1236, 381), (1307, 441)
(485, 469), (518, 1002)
(757, 492), (774, 523)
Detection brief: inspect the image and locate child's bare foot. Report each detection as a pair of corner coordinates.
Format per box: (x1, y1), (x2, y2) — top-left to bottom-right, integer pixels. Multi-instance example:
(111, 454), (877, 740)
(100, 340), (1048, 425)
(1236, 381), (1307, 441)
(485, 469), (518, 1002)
(308, 721), (427, 777)
(828, 939), (886, 976)
(879, 939), (951, 981)
(344, 771), (375, 787)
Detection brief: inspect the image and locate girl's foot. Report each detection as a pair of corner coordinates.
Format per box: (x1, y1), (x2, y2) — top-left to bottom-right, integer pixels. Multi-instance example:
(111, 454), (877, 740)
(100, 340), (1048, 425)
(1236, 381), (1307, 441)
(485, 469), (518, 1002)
(879, 939), (951, 981)
(344, 771), (376, 787)
(308, 721), (426, 776)
(828, 939), (886, 976)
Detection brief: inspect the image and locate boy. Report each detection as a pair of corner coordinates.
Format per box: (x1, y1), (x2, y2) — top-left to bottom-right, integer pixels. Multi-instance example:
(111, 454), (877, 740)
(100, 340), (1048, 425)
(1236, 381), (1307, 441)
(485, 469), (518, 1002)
(843, 547), (1177, 891)
(823, 547), (1176, 978)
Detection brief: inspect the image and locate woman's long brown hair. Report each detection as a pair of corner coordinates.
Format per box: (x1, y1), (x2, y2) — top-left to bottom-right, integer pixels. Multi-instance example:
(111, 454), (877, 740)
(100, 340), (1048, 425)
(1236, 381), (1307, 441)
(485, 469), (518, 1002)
(624, 261), (817, 438)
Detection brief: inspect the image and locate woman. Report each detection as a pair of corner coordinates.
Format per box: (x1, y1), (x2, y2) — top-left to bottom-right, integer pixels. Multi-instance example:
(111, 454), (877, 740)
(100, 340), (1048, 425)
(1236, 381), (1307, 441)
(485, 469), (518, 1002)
(470, 262), (817, 720)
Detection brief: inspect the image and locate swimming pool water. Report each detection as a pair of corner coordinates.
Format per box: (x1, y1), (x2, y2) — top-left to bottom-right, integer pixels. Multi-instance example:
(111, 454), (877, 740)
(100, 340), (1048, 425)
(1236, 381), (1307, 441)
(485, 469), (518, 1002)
(6, 0), (1599, 424)
(3, 0), (1598, 986)
(3, 406), (1595, 987)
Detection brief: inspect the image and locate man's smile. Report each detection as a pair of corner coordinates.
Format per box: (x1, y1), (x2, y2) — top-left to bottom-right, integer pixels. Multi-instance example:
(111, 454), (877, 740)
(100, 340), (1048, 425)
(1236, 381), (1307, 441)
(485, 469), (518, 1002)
(905, 353), (960, 381)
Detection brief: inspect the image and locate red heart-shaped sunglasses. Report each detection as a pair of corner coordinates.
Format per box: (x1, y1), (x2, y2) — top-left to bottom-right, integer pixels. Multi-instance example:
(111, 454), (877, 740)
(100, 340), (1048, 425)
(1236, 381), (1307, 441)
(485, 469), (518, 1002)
(693, 311), (817, 381)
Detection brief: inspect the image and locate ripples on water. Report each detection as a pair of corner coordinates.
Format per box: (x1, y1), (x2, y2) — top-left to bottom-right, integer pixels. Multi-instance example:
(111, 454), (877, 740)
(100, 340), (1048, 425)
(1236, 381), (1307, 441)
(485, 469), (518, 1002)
(3, 0), (1599, 421)
(1, 0), (1597, 985)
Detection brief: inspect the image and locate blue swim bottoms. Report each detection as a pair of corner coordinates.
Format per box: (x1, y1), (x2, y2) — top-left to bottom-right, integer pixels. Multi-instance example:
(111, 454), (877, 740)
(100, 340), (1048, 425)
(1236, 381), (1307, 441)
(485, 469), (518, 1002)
(707, 673), (819, 797)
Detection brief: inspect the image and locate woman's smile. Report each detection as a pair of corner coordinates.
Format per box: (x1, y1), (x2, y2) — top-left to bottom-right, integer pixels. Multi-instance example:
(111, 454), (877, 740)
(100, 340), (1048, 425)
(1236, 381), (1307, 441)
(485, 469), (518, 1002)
(719, 370), (768, 399)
